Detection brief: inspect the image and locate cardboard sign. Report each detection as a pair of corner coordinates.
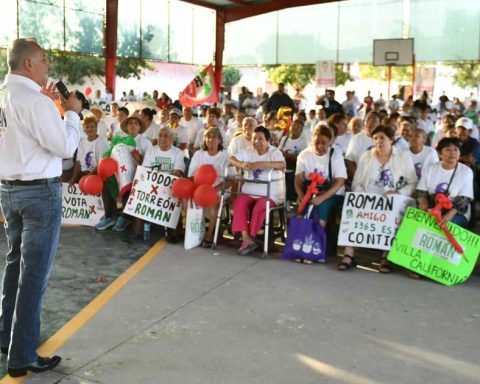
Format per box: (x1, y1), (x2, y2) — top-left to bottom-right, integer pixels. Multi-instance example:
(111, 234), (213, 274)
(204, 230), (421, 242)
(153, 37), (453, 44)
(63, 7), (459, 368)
(338, 192), (415, 251)
(123, 166), (181, 229)
(388, 207), (480, 286)
(61, 183), (104, 226)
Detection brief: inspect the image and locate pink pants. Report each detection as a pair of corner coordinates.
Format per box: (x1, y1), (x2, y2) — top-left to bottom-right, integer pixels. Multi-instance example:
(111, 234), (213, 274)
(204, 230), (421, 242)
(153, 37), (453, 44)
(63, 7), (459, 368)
(231, 194), (276, 238)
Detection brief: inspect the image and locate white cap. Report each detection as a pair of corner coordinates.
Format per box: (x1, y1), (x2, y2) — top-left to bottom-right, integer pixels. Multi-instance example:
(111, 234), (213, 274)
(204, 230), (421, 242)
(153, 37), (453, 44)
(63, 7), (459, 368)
(455, 117), (473, 130)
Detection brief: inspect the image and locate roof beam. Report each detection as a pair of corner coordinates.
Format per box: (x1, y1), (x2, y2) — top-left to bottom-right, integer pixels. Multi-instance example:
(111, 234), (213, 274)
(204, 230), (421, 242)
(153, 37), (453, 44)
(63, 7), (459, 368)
(179, 0), (219, 10)
(225, 0), (248, 5)
(225, 0), (343, 22)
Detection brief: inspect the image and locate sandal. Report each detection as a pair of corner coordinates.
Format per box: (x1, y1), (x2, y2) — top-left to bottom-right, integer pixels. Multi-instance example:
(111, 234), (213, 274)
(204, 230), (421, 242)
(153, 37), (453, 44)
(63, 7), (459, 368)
(409, 271), (421, 280)
(337, 255), (356, 271)
(378, 258), (392, 274)
(201, 239), (213, 248)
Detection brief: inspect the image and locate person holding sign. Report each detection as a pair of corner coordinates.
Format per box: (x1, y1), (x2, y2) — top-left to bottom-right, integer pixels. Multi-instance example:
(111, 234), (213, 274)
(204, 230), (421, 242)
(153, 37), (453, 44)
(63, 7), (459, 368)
(142, 127), (185, 176)
(295, 125), (347, 229)
(415, 137), (474, 228)
(188, 128), (231, 247)
(230, 126), (286, 255)
(96, 116), (151, 232)
(337, 125), (417, 272)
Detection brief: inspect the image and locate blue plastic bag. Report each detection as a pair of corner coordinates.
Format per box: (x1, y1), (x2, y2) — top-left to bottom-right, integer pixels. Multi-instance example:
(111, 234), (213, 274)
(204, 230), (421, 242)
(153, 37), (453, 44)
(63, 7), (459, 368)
(283, 208), (327, 263)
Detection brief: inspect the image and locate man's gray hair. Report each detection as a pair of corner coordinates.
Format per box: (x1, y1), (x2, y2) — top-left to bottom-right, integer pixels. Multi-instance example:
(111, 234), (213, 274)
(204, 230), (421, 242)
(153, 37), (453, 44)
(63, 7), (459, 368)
(8, 38), (39, 71)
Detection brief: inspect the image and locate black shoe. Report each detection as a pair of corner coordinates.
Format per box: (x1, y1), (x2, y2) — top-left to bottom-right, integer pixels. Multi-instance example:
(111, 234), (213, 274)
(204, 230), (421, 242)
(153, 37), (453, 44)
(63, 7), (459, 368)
(1, 347), (7, 355)
(8, 355), (62, 377)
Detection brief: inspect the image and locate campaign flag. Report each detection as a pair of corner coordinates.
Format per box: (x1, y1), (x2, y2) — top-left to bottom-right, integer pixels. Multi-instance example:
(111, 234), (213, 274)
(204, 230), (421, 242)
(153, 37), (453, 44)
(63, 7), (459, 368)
(179, 64), (218, 107)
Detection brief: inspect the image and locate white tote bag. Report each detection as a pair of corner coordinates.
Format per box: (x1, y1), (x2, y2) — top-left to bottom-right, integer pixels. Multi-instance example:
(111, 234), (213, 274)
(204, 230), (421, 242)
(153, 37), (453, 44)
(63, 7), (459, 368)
(184, 199), (205, 250)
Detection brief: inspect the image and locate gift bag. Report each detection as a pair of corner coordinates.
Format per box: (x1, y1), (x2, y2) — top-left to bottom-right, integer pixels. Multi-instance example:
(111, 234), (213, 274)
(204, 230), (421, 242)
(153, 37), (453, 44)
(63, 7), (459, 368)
(184, 199), (205, 250)
(283, 207), (327, 263)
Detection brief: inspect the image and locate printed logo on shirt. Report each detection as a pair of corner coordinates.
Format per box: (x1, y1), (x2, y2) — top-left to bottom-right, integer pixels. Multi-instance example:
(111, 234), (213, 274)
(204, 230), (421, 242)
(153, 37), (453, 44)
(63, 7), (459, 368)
(414, 162), (422, 179)
(313, 168), (330, 184)
(85, 151), (95, 170)
(435, 182), (449, 194)
(153, 156), (173, 171)
(374, 168), (394, 189)
(252, 169), (262, 180)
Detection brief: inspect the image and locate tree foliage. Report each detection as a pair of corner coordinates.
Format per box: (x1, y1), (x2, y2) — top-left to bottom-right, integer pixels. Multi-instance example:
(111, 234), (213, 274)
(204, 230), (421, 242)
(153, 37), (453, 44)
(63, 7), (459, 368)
(359, 64), (413, 82)
(264, 64), (352, 88)
(222, 66), (242, 88)
(0, 49), (7, 80)
(264, 64), (315, 89)
(452, 63), (480, 89)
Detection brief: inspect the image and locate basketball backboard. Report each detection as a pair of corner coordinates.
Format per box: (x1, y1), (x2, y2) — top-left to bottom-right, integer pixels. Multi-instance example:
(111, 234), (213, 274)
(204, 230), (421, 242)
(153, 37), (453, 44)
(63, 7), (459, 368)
(373, 38), (414, 66)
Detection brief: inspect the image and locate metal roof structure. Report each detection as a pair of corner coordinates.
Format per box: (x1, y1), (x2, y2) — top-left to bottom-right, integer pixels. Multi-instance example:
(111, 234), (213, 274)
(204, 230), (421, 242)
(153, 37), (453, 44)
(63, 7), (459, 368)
(106, 0), (342, 98)
(179, 0), (341, 22)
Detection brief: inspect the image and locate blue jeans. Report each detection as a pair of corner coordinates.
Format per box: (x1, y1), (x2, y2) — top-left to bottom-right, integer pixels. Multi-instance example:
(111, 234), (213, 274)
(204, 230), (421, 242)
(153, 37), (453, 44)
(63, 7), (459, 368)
(0, 181), (62, 368)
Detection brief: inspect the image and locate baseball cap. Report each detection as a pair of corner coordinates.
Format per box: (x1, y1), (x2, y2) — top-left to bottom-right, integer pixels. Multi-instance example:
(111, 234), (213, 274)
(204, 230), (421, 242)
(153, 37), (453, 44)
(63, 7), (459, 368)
(455, 117), (473, 130)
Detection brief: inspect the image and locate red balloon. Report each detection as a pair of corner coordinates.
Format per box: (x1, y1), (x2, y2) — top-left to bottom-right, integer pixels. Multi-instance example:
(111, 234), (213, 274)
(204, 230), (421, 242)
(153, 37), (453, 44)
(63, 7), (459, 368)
(97, 157), (118, 180)
(172, 178), (196, 199)
(193, 184), (218, 208)
(78, 175), (88, 193)
(83, 175), (104, 195)
(194, 164), (217, 186)
(85, 87), (93, 96)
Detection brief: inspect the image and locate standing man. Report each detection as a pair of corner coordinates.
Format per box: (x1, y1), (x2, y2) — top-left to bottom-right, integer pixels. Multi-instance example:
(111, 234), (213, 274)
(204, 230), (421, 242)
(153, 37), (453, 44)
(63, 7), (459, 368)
(0, 38), (82, 377)
(266, 83), (296, 113)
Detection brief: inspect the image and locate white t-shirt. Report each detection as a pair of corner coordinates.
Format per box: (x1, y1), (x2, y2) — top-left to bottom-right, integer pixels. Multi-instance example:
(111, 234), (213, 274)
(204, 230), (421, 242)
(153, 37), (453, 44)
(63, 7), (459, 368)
(417, 162), (474, 219)
(188, 150), (231, 187)
(228, 135), (254, 155)
(279, 135), (308, 155)
(96, 120), (109, 140)
(77, 136), (109, 172)
(142, 145), (185, 173)
(417, 162), (474, 199)
(393, 136), (410, 151)
(334, 132), (353, 154)
(409, 146), (439, 180)
(180, 116), (203, 144)
(417, 118), (435, 135)
(345, 131), (373, 164)
(133, 134), (152, 156)
(144, 122), (161, 143)
(235, 147), (286, 204)
(296, 147), (347, 195)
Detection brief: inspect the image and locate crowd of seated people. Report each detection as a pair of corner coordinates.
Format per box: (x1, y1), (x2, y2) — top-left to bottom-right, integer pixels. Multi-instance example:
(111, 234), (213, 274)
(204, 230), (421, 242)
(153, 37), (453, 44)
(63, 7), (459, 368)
(64, 86), (479, 272)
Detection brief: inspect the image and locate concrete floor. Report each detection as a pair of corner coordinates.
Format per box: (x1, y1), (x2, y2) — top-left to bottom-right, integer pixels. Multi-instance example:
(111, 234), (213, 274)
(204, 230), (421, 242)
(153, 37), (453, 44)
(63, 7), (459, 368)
(0, 224), (477, 383)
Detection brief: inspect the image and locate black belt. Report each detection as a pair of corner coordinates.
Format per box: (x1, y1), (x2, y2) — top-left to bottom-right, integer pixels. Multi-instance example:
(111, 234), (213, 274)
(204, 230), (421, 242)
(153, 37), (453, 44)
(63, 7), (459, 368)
(0, 177), (61, 186)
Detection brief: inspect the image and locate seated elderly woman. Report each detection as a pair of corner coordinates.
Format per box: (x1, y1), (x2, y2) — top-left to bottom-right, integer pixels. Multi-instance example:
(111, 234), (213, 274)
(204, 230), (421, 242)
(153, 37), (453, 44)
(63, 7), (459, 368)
(295, 124), (347, 228)
(188, 127), (231, 247)
(415, 137), (474, 228)
(140, 127), (185, 240)
(337, 124), (417, 273)
(229, 126), (286, 255)
(142, 126), (185, 176)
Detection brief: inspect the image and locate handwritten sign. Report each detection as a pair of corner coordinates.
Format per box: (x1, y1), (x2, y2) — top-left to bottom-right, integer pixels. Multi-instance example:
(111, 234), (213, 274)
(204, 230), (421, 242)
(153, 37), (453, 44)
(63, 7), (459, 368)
(61, 183), (104, 226)
(338, 192), (415, 250)
(123, 166), (181, 229)
(388, 207), (480, 286)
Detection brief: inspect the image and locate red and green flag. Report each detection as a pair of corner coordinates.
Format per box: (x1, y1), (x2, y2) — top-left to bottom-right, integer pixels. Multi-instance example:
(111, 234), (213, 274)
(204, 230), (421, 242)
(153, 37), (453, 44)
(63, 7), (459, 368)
(179, 64), (218, 107)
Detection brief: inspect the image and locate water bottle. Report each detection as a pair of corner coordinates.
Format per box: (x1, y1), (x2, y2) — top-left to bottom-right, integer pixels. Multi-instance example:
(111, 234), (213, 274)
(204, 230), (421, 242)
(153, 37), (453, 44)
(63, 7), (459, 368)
(143, 222), (151, 243)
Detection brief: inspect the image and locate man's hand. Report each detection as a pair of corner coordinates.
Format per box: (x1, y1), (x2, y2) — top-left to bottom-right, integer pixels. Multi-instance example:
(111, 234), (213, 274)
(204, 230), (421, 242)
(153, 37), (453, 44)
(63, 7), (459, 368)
(41, 81), (59, 101)
(62, 93), (82, 114)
